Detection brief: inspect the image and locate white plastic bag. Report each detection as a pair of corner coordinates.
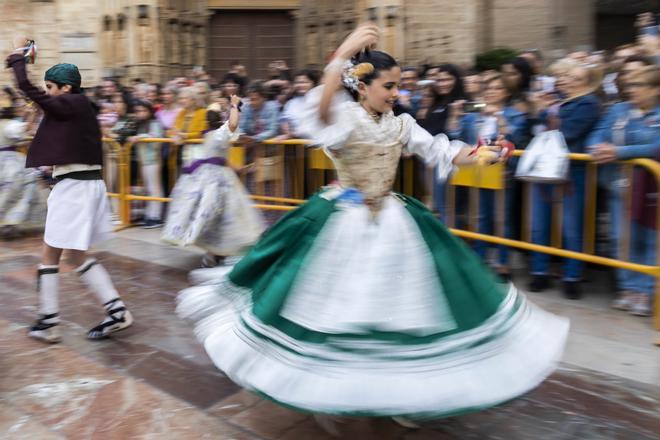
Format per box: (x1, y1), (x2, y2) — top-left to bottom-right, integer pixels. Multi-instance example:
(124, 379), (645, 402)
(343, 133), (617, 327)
(515, 130), (569, 183)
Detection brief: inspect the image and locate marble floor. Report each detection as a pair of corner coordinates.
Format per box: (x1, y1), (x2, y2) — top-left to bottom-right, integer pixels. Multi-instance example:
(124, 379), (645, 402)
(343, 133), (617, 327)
(1, 231), (659, 439)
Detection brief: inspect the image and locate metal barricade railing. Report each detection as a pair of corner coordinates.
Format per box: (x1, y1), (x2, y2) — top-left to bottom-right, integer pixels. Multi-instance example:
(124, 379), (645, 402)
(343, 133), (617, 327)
(103, 138), (659, 330)
(443, 151), (660, 330)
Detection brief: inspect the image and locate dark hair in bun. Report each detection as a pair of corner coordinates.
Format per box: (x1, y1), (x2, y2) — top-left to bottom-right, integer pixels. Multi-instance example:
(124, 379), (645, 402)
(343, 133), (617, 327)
(345, 50), (398, 101)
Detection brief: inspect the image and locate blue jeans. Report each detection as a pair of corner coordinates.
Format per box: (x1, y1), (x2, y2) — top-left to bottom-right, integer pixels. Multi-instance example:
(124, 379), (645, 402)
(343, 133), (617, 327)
(605, 170), (657, 295)
(618, 222), (657, 296)
(475, 188), (513, 266)
(530, 166), (585, 281)
(606, 172), (630, 290)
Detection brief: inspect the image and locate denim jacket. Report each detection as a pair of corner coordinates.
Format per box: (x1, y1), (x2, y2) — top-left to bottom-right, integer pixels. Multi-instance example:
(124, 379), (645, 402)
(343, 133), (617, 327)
(587, 101), (660, 159)
(239, 100), (281, 142)
(587, 101), (660, 190)
(556, 94), (600, 154)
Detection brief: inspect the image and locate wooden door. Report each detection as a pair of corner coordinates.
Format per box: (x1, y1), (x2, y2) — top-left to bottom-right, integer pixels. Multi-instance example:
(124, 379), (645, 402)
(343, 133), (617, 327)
(208, 10), (296, 81)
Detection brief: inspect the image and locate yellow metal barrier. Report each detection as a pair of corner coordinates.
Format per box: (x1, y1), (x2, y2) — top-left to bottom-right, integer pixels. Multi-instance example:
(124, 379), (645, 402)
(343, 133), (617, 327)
(445, 152), (660, 330)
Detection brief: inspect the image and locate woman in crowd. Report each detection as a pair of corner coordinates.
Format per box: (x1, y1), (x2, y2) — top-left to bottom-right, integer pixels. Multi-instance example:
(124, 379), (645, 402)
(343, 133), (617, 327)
(221, 73), (243, 99)
(415, 84), (436, 122)
(447, 74), (532, 280)
(589, 66), (659, 316)
(463, 69), (484, 103)
(529, 62), (602, 299)
(170, 86), (208, 170)
(501, 57), (534, 113)
(155, 86), (181, 193)
(279, 69), (319, 139)
(156, 86), (181, 132)
(128, 100), (165, 228)
(419, 63), (467, 220)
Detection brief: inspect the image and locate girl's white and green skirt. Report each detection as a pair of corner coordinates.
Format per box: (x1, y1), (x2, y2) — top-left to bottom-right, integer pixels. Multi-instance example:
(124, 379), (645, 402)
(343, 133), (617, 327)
(177, 187), (569, 419)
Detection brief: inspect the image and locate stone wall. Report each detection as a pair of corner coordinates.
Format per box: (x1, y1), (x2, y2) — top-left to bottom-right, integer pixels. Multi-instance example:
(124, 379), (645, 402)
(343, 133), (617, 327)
(0, 0), (208, 89)
(0, 0), (599, 90)
(0, 0), (98, 88)
(297, 0), (597, 70)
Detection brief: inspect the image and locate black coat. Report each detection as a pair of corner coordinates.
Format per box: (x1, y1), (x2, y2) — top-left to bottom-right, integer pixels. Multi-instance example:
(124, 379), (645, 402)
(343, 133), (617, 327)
(7, 54), (103, 168)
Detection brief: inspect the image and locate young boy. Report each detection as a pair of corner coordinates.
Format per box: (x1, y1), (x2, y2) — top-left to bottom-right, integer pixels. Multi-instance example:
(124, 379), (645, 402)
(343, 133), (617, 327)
(6, 36), (133, 343)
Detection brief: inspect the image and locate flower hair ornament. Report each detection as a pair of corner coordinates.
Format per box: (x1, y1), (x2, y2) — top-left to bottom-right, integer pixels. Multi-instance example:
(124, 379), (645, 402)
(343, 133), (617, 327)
(340, 60), (375, 92)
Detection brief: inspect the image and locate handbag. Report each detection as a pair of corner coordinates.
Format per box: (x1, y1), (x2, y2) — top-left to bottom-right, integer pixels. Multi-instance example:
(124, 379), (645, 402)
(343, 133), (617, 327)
(515, 130), (569, 183)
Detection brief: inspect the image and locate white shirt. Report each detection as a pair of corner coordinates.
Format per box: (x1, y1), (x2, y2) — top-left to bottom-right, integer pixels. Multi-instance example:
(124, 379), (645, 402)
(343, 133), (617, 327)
(52, 164), (102, 178)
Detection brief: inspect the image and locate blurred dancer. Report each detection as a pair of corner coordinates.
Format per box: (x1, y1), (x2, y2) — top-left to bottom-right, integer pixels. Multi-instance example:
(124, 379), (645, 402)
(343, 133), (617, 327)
(0, 98), (48, 238)
(177, 24), (568, 430)
(162, 95), (264, 267)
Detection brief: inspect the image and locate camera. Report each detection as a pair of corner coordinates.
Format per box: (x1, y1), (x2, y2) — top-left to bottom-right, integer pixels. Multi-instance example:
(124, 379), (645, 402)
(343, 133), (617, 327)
(463, 101), (485, 113)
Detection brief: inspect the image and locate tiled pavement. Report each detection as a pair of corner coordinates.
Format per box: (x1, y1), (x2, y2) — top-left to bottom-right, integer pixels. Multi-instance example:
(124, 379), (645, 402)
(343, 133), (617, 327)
(1, 234), (659, 439)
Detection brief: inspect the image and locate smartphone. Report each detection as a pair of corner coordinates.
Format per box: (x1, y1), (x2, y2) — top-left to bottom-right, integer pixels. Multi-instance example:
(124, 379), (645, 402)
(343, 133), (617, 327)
(463, 101), (485, 113)
(417, 79), (436, 87)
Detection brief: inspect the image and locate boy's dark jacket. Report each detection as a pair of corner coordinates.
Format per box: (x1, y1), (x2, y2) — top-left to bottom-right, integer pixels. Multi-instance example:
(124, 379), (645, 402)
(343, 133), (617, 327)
(6, 54), (103, 168)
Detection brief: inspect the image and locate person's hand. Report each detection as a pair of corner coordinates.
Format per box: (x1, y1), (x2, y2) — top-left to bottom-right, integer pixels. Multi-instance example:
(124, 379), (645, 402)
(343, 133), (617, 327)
(636, 12), (654, 28)
(12, 35), (29, 51)
(474, 145), (508, 166)
(448, 100), (466, 120)
(482, 104), (500, 117)
(238, 135), (255, 145)
(530, 91), (557, 113)
(398, 93), (411, 108)
(590, 143), (618, 164)
(230, 95), (241, 107)
(494, 136), (515, 162)
(126, 136), (138, 144)
(172, 133), (185, 145)
(335, 23), (380, 60)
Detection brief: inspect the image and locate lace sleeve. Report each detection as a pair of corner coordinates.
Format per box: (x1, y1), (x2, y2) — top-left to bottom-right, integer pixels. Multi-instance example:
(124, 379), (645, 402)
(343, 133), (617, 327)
(298, 85), (356, 151)
(400, 113), (466, 179)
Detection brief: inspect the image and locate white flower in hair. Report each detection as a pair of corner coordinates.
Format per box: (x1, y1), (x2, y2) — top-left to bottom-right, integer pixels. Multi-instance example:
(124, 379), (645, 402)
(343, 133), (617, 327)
(341, 60), (359, 92)
(341, 60), (376, 92)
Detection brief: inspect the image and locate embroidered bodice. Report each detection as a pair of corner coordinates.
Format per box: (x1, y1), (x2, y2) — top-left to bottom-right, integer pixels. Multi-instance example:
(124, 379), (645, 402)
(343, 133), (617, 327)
(301, 87), (467, 211)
